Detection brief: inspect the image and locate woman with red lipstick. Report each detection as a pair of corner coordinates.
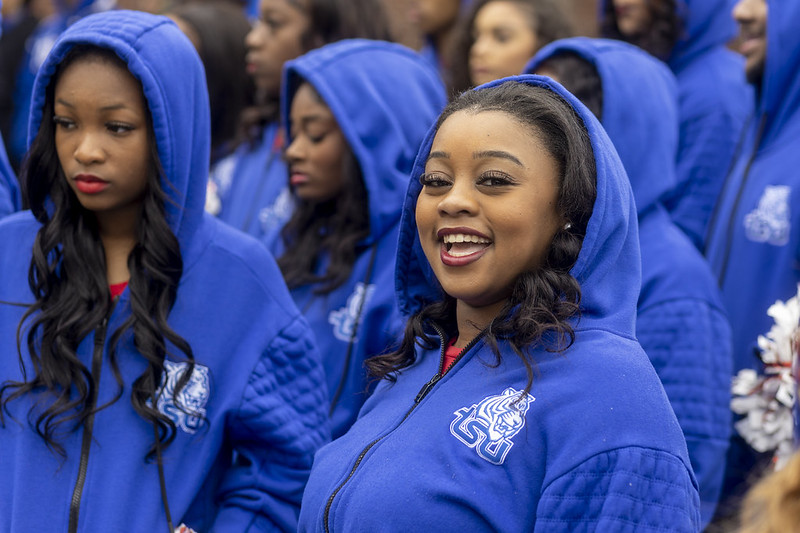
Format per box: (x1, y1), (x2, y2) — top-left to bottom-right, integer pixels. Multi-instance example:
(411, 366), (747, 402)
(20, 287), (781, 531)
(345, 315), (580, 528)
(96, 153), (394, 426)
(297, 76), (701, 531)
(0, 10), (329, 531)
(275, 39), (446, 438)
(447, 0), (573, 96)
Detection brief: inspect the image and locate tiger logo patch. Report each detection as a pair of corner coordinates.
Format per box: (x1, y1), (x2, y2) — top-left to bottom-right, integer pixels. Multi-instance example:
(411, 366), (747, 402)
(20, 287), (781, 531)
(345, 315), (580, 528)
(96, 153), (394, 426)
(450, 387), (535, 465)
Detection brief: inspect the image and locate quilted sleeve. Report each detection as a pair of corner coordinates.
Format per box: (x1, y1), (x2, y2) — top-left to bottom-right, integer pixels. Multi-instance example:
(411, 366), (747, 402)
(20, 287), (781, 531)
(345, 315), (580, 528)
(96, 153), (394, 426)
(534, 447), (701, 532)
(665, 107), (743, 250)
(637, 299), (733, 527)
(211, 315), (332, 532)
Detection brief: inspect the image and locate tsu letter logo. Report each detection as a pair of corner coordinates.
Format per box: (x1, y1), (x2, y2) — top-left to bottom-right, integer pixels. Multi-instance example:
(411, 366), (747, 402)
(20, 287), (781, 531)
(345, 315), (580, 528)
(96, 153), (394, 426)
(154, 360), (210, 434)
(450, 387), (535, 465)
(744, 185), (791, 246)
(329, 282), (375, 342)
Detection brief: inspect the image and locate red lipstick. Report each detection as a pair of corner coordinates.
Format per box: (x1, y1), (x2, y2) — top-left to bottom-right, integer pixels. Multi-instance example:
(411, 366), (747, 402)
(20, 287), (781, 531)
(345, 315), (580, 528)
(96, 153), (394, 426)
(74, 174), (109, 194)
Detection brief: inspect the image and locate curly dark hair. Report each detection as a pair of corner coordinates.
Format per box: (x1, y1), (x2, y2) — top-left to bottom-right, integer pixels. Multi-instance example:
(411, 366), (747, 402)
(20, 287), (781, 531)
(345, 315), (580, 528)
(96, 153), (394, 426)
(448, 0), (574, 98)
(0, 46), (198, 460)
(238, 0), (394, 146)
(366, 81), (597, 395)
(599, 0), (684, 60)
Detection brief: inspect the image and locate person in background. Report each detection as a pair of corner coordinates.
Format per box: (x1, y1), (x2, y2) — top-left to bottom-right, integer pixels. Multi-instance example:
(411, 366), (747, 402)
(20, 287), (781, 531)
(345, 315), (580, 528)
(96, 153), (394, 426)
(600, 0), (752, 251)
(297, 75), (701, 532)
(0, 0), (20, 217)
(408, 0), (471, 85)
(705, 0), (800, 524)
(276, 39), (446, 437)
(5, 0), (111, 170)
(208, 0), (392, 245)
(448, 0), (573, 96)
(527, 37), (733, 527)
(0, 10), (329, 530)
(167, 0), (255, 166)
(738, 449), (800, 533)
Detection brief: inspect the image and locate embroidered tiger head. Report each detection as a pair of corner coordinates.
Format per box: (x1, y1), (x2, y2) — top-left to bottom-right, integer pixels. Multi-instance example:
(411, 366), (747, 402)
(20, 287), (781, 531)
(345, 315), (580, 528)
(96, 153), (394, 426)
(475, 387), (534, 443)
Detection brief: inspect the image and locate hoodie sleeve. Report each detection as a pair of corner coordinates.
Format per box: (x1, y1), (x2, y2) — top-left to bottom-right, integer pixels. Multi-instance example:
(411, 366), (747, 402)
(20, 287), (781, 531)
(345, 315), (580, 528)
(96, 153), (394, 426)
(534, 447), (701, 532)
(665, 105), (745, 250)
(211, 315), (331, 533)
(636, 298), (733, 526)
(0, 131), (18, 217)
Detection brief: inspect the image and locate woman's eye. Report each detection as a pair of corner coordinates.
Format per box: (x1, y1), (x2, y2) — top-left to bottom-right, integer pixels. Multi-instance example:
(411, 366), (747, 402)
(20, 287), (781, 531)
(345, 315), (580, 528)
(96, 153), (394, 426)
(53, 116), (75, 130)
(478, 171), (514, 187)
(107, 122), (134, 134)
(308, 132), (326, 144)
(419, 172), (450, 187)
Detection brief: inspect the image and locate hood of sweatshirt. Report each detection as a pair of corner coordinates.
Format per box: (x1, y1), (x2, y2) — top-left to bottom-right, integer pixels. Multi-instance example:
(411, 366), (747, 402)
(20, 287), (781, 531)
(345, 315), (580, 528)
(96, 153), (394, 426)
(757, 0), (800, 146)
(27, 9), (210, 252)
(282, 39), (447, 245)
(395, 73), (641, 338)
(526, 37), (679, 215)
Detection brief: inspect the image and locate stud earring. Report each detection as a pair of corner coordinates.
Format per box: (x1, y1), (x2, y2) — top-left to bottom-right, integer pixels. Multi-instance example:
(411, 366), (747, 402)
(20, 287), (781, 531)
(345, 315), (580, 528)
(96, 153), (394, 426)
(563, 222), (572, 231)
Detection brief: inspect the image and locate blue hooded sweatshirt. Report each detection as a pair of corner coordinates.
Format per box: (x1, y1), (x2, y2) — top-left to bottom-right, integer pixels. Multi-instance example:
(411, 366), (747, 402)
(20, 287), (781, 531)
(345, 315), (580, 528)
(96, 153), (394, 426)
(527, 37), (733, 528)
(0, 1), (20, 217)
(277, 39), (447, 438)
(705, 0), (800, 499)
(602, 0), (753, 249)
(0, 130), (16, 218)
(209, 120), (291, 247)
(298, 74), (701, 532)
(0, 11), (330, 532)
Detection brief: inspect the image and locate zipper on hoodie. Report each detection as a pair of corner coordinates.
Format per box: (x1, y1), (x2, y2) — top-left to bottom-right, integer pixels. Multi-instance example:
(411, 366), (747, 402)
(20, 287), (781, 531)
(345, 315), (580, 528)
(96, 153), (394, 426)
(68, 314), (110, 533)
(709, 113), (767, 286)
(321, 324), (483, 532)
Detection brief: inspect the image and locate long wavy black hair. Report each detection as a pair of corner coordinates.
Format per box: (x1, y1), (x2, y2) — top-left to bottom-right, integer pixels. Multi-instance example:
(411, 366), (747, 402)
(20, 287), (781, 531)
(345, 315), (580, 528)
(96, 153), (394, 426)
(277, 82), (369, 294)
(600, 0), (684, 60)
(448, 0), (574, 98)
(0, 45), (198, 460)
(238, 0), (394, 146)
(366, 81), (597, 395)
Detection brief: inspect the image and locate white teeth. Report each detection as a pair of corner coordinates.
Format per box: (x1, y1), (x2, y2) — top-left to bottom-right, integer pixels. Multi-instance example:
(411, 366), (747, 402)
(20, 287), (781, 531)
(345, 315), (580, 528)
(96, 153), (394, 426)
(442, 233), (491, 244)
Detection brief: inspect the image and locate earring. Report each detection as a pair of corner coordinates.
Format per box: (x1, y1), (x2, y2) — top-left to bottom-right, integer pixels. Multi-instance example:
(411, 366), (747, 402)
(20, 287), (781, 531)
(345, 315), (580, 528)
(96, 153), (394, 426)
(563, 222), (572, 231)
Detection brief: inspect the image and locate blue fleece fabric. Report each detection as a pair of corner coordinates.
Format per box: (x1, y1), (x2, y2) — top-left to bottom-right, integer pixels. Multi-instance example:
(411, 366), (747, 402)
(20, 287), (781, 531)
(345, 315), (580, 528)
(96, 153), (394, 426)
(601, 0), (753, 249)
(0, 11), (330, 532)
(527, 37), (733, 528)
(298, 74), (700, 532)
(0, 130), (17, 217)
(276, 40), (447, 438)
(210, 121), (293, 247)
(705, 0), (800, 504)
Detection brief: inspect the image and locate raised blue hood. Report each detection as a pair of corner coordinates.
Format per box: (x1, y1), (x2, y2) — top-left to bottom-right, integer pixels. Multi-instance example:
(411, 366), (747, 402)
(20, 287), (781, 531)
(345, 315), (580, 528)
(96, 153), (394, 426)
(27, 10), (210, 255)
(282, 39), (447, 245)
(757, 0), (800, 147)
(669, 0), (738, 70)
(525, 37), (678, 214)
(527, 37), (733, 527)
(396, 73), (641, 338)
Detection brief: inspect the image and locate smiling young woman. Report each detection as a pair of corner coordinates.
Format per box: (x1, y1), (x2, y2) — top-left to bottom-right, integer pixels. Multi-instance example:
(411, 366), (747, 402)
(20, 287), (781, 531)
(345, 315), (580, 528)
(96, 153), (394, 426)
(296, 75), (702, 532)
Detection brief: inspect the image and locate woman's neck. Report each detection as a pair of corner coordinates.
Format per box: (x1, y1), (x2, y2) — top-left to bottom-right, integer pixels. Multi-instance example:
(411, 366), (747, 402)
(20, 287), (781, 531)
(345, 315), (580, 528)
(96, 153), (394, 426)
(453, 299), (506, 350)
(96, 208), (140, 285)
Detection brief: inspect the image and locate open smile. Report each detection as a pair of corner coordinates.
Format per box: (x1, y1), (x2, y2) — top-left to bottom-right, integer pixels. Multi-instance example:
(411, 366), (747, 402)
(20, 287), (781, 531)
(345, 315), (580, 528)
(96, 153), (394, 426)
(438, 230), (493, 267)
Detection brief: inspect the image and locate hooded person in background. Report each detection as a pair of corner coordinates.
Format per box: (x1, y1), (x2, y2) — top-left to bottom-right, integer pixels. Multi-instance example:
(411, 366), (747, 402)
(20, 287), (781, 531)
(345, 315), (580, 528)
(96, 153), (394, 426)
(208, 0), (393, 246)
(0, 10), (329, 531)
(600, 0), (753, 251)
(526, 37), (733, 528)
(0, 0), (21, 217)
(275, 39), (446, 438)
(704, 0), (800, 524)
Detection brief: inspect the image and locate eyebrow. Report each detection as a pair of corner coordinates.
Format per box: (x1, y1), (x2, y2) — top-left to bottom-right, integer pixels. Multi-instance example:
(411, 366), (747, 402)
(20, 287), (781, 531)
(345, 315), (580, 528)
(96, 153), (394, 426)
(55, 98), (129, 112)
(426, 149), (524, 167)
